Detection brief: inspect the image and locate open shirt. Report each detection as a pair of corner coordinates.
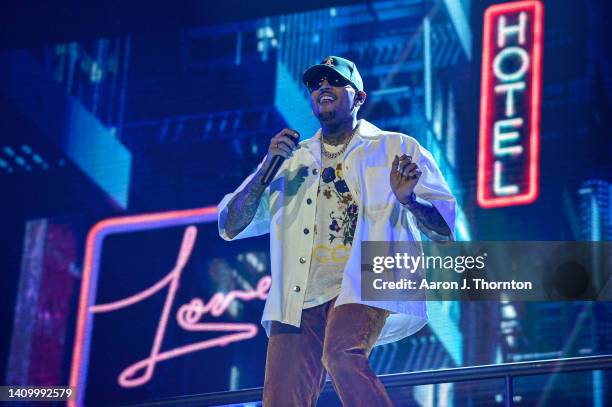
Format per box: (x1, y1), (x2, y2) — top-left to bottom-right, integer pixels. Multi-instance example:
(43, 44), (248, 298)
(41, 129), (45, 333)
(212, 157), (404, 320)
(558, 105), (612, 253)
(218, 119), (457, 346)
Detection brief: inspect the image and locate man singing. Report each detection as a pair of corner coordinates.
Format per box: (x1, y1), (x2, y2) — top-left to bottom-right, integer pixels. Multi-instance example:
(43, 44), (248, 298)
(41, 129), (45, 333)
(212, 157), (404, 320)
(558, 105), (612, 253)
(218, 56), (456, 406)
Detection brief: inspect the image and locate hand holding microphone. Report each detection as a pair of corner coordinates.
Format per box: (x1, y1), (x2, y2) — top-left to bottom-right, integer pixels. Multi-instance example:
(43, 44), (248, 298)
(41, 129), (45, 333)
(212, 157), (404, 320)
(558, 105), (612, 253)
(261, 128), (300, 185)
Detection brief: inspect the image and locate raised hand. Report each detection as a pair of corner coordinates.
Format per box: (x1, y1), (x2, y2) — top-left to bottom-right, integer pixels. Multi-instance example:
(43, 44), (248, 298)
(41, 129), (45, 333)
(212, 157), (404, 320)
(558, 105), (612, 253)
(265, 128), (300, 164)
(390, 154), (422, 205)
(225, 128), (299, 239)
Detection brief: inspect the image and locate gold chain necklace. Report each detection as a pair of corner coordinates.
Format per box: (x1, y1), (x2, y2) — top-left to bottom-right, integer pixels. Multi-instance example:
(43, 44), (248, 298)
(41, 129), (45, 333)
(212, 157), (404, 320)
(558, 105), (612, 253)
(322, 124), (359, 160)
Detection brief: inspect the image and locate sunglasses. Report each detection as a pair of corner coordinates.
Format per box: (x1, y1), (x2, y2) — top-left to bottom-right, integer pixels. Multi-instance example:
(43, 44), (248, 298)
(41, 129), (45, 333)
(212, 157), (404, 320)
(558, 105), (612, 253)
(306, 73), (354, 93)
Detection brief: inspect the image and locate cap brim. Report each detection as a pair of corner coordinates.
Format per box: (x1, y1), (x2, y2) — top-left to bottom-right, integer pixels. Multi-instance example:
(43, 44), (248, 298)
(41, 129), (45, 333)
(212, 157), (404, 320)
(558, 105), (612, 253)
(302, 64), (355, 88)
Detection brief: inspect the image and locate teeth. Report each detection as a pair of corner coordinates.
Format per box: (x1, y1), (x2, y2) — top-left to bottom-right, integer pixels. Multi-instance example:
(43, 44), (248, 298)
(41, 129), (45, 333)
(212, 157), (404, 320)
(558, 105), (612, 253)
(320, 95), (334, 102)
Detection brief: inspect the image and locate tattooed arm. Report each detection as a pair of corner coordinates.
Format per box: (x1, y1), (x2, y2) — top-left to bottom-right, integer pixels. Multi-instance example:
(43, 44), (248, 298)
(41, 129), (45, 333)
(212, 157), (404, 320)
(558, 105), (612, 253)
(223, 128), (300, 239)
(401, 195), (452, 237)
(224, 169), (269, 239)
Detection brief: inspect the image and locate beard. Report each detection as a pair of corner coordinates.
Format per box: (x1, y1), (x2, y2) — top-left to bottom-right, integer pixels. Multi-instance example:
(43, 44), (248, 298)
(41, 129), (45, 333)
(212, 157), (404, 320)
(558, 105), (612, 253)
(316, 110), (336, 123)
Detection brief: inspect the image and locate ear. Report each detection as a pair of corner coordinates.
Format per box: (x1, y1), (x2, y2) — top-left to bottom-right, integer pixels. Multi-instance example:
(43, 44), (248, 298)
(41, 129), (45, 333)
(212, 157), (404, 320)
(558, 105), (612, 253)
(354, 91), (367, 106)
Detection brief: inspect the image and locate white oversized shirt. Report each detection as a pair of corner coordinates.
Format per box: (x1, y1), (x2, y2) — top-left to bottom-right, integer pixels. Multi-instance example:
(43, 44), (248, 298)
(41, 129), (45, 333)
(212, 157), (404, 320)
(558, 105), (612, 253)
(218, 119), (457, 346)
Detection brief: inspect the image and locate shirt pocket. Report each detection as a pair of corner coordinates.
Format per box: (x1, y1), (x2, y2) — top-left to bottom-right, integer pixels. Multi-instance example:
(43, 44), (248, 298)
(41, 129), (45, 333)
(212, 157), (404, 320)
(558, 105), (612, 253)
(364, 166), (393, 213)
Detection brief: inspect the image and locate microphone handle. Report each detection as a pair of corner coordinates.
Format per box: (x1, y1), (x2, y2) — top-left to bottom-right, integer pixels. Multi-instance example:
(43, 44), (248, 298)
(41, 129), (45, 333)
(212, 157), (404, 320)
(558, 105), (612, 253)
(261, 155), (285, 185)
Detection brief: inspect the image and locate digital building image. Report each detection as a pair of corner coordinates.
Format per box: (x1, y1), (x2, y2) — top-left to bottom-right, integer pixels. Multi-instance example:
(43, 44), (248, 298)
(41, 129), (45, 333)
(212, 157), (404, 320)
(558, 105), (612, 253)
(0, 0), (610, 406)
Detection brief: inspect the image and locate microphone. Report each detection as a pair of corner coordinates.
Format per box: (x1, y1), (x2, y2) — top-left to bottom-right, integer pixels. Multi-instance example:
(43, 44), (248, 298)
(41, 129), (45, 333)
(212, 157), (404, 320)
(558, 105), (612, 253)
(261, 130), (300, 185)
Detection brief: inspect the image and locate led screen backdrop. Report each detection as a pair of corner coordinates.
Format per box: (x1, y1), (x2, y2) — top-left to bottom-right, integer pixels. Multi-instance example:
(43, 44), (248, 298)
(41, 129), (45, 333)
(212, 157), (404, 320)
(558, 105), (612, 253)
(1, 0), (611, 406)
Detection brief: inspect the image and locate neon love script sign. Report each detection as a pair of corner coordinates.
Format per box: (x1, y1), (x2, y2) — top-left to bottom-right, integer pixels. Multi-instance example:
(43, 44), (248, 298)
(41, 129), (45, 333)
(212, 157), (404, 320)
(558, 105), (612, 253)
(478, 1), (543, 208)
(68, 207), (270, 407)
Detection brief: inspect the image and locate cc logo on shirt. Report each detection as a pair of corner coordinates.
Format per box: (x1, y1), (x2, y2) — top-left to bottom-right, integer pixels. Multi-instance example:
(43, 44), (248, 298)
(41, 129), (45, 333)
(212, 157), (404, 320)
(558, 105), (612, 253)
(312, 244), (351, 263)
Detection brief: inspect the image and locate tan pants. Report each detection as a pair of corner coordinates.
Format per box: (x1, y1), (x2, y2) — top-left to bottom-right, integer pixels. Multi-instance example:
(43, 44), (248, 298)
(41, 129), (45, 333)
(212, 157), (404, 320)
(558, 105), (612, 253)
(262, 296), (393, 406)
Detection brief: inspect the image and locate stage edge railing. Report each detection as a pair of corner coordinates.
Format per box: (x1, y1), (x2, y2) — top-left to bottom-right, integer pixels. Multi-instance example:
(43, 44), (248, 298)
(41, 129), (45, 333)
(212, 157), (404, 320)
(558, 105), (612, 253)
(119, 354), (612, 407)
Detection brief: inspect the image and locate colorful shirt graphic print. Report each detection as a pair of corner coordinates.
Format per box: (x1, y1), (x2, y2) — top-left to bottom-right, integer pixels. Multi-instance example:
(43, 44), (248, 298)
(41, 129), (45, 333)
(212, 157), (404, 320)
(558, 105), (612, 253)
(303, 142), (359, 309)
(319, 163), (359, 245)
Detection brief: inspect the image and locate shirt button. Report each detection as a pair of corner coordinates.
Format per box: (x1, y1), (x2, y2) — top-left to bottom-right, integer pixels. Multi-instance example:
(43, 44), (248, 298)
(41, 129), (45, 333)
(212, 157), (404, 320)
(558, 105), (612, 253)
(293, 285), (301, 292)
(313, 168), (319, 175)
(303, 228), (309, 234)
(299, 257), (306, 264)
(307, 198), (312, 205)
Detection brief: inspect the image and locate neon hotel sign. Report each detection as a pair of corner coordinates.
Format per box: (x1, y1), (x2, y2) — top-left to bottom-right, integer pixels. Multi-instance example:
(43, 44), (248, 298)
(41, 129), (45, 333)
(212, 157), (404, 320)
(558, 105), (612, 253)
(478, 1), (543, 208)
(68, 207), (271, 406)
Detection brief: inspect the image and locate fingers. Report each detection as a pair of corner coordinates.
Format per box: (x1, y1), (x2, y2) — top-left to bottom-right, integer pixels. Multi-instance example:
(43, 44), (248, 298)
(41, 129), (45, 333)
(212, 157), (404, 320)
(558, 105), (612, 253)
(396, 154), (420, 179)
(391, 155), (400, 176)
(277, 135), (297, 150)
(269, 128), (300, 159)
(276, 128), (300, 140)
(400, 162), (417, 177)
(269, 141), (292, 159)
(274, 129), (300, 148)
(397, 154), (411, 162)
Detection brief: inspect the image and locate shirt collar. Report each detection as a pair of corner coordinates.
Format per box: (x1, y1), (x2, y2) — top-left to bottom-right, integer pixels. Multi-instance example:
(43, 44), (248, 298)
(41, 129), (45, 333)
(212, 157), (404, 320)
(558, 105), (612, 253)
(300, 119), (383, 165)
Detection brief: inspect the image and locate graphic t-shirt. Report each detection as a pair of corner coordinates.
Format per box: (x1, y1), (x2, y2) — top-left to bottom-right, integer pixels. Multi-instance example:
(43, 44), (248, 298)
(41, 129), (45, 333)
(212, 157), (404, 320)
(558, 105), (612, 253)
(303, 142), (359, 309)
